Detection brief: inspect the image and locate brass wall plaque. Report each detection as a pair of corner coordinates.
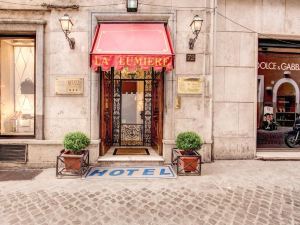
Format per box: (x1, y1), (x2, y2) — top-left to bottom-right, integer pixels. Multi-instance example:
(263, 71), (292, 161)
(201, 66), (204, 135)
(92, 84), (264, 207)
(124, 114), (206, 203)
(55, 77), (84, 95)
(177, 77), (202, 95)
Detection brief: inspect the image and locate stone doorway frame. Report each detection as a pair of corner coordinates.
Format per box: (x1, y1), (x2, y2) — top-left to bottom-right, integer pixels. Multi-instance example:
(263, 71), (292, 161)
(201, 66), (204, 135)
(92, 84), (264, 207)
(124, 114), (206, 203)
(89, 12), (175, 159)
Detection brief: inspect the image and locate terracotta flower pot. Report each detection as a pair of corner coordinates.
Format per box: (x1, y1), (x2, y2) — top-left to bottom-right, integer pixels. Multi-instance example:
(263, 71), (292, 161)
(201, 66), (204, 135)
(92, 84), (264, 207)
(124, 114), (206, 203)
(62, 150), (84, 171)
(180, 157), (199, 172)
(178, 150), (199, 172)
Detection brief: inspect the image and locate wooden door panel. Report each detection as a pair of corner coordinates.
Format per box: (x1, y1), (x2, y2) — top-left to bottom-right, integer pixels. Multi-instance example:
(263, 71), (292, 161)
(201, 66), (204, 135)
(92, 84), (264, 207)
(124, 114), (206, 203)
(152, 71), (164, 155)
(100, 71), (113, 155)
(158, 72), (164, 155)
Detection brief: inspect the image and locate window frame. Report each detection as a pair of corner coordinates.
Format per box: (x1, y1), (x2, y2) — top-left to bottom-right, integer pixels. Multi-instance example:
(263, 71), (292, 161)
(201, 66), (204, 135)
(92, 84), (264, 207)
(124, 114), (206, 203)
(0, 35), (36, 139)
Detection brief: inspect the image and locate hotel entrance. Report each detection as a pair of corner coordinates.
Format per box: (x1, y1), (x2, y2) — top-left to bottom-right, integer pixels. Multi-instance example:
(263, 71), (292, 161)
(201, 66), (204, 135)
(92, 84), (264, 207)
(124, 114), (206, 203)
(100, 68), (164, 155)
(90, 23), (174, 156)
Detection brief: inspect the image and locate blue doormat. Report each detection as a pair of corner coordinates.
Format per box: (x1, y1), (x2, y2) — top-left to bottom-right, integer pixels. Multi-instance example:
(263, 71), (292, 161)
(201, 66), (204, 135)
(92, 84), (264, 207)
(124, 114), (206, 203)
(85, 165), (176, 179)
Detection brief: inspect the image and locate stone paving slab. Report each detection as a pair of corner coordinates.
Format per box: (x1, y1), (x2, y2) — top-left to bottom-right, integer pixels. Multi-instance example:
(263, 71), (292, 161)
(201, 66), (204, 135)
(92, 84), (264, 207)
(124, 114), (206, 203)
(0, 160), (300, 225)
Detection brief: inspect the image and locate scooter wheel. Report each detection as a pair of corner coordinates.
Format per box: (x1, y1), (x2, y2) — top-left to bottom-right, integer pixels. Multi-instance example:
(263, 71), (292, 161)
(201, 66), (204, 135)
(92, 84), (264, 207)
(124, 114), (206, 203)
(285, 134), (297, 148)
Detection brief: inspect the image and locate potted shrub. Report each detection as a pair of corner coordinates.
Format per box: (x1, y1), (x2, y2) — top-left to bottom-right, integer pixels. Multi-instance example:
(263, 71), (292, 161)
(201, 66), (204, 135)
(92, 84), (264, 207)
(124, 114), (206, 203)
(62, 131), (90, 171)
(175, 131), (203, 172)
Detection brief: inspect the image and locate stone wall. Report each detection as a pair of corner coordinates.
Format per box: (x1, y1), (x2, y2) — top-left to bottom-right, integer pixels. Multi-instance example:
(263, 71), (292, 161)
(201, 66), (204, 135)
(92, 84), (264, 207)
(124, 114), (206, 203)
(0, 0), (213, 165)
(213, 0), (300, 159)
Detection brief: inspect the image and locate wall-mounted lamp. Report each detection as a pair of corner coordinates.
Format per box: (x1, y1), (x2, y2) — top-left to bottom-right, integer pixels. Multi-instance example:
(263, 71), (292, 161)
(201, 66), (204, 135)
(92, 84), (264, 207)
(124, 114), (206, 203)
(189, 15), (204, 50)
(127, 0), (138, 12)
(59, 14), (75, 49)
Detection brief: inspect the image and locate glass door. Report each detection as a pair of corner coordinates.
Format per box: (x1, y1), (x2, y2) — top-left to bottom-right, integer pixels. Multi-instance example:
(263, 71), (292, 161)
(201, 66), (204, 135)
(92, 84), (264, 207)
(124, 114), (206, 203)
(121, 80), (144, 146)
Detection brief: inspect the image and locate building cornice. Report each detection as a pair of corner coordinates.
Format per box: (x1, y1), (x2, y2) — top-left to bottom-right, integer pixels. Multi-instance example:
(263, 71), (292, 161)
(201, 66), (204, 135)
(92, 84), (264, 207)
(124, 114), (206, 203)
(0, 19), (47, 25)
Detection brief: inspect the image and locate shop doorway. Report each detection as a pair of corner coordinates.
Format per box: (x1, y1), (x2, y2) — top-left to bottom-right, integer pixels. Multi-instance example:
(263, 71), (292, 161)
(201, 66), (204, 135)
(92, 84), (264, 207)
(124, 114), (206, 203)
(100, 68), (164, 155)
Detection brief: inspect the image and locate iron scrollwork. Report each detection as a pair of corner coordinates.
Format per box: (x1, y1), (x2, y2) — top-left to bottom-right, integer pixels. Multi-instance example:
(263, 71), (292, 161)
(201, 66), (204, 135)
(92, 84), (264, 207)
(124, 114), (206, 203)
(104, 71), (112, 145)
(111, 69), (159, 146)
(121, 124), (143, 146)
(113, 80), (121, 145)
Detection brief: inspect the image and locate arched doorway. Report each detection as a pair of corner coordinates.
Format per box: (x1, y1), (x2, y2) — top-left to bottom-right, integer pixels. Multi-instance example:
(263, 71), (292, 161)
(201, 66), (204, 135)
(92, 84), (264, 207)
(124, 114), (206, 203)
(277, 83), (296, 111)
(272, 78), (300, 115)
(272, 78), (299, 127)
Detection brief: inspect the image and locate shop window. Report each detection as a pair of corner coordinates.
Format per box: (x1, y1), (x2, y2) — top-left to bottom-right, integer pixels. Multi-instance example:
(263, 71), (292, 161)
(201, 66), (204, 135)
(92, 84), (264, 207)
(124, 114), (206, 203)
(257, 42), (300, 148)
(0, 38), (35, 136)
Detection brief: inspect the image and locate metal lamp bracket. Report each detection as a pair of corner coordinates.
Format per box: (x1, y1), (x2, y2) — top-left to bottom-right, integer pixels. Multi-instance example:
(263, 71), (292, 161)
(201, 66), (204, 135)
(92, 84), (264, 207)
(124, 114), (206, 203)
(64, 32), (75, 49)
(189, 32), (199, 50)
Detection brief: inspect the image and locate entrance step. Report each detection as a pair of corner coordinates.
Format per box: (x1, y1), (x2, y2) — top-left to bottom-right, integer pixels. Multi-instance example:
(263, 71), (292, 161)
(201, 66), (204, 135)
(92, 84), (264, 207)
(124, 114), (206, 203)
(97, 147), (164, 167)
(256, 151), (300, 161)
(97, 160), (164, 167)
(257, 148), (300, 152)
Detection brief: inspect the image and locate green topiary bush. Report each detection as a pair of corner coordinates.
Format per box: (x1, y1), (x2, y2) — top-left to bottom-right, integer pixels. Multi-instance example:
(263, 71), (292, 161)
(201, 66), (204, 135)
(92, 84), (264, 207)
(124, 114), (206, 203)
(175, 131), (203, 153)
(63, 131), (90, 154)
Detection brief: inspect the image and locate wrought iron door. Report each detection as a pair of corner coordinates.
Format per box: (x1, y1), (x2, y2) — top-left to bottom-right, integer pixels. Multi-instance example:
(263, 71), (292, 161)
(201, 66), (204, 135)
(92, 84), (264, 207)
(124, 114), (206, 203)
(112, 69), (155, 146)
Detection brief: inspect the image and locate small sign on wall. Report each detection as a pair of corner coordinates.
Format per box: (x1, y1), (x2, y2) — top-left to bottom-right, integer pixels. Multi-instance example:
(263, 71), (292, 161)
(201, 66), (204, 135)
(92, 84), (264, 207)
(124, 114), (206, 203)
(55, 77), (84, 95)
(186, 54), (196, 62)
(177, 77), (202, 95)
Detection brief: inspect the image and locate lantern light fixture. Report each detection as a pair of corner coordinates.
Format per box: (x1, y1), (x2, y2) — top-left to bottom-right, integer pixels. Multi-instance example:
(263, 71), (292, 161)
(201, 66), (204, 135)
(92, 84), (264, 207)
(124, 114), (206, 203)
(189, 15), (204, 50)
(59, 14), (75, 49)
(127, 0), (138, 12)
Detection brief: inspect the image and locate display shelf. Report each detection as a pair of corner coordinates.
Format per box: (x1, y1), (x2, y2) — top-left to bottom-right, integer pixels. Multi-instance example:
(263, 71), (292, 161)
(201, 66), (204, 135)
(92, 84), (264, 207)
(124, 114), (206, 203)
(275, 112), (297, 127)
(276, 112), (296, 114)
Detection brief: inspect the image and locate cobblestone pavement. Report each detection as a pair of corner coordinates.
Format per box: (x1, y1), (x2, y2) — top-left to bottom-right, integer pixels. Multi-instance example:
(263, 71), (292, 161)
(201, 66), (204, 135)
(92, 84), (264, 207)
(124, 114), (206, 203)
(1, 160), (300, 225)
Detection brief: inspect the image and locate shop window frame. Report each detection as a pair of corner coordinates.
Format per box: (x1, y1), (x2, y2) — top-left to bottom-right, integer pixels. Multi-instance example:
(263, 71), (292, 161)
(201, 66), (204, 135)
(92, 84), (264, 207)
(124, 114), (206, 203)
(0, 35), (36, 139)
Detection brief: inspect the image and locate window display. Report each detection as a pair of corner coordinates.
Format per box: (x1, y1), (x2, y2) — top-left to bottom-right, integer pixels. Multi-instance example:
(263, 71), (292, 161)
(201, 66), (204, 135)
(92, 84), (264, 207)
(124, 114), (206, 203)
(257, 48), (300, 148)
(0, 38), (35, 136)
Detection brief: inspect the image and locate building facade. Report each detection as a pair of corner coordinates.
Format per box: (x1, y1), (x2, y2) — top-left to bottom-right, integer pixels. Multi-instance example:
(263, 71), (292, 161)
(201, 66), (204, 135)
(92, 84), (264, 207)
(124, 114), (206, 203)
(0, 0), (299, 167)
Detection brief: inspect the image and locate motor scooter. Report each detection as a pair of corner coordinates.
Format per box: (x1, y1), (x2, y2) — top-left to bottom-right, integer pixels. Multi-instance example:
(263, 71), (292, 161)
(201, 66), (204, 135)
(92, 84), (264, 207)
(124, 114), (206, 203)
(285, 118), (300, 148)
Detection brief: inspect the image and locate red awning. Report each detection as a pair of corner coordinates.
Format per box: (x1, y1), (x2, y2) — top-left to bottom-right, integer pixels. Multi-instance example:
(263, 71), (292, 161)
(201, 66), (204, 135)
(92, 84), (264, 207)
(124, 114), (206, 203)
(90, 23), (174, 72)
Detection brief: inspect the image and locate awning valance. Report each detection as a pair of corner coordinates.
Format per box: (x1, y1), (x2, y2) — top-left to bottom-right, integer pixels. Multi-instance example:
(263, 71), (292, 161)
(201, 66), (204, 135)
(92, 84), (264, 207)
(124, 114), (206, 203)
(90, 23), (174, 72)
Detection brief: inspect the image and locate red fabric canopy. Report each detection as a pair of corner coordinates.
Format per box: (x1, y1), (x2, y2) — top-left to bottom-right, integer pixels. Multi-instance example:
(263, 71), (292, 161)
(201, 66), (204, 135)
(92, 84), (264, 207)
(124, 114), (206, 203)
(90, 23), (174, 72)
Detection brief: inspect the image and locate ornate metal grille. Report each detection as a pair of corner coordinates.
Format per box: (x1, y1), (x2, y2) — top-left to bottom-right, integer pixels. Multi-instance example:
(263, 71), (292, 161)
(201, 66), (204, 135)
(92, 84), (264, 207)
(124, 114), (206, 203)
(104, 72), (113, 146)
(112, 79), (121, 145)
(111, 69), (157, 146)
(144, 78), (152, 146)
(121, 124), (143, 146)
